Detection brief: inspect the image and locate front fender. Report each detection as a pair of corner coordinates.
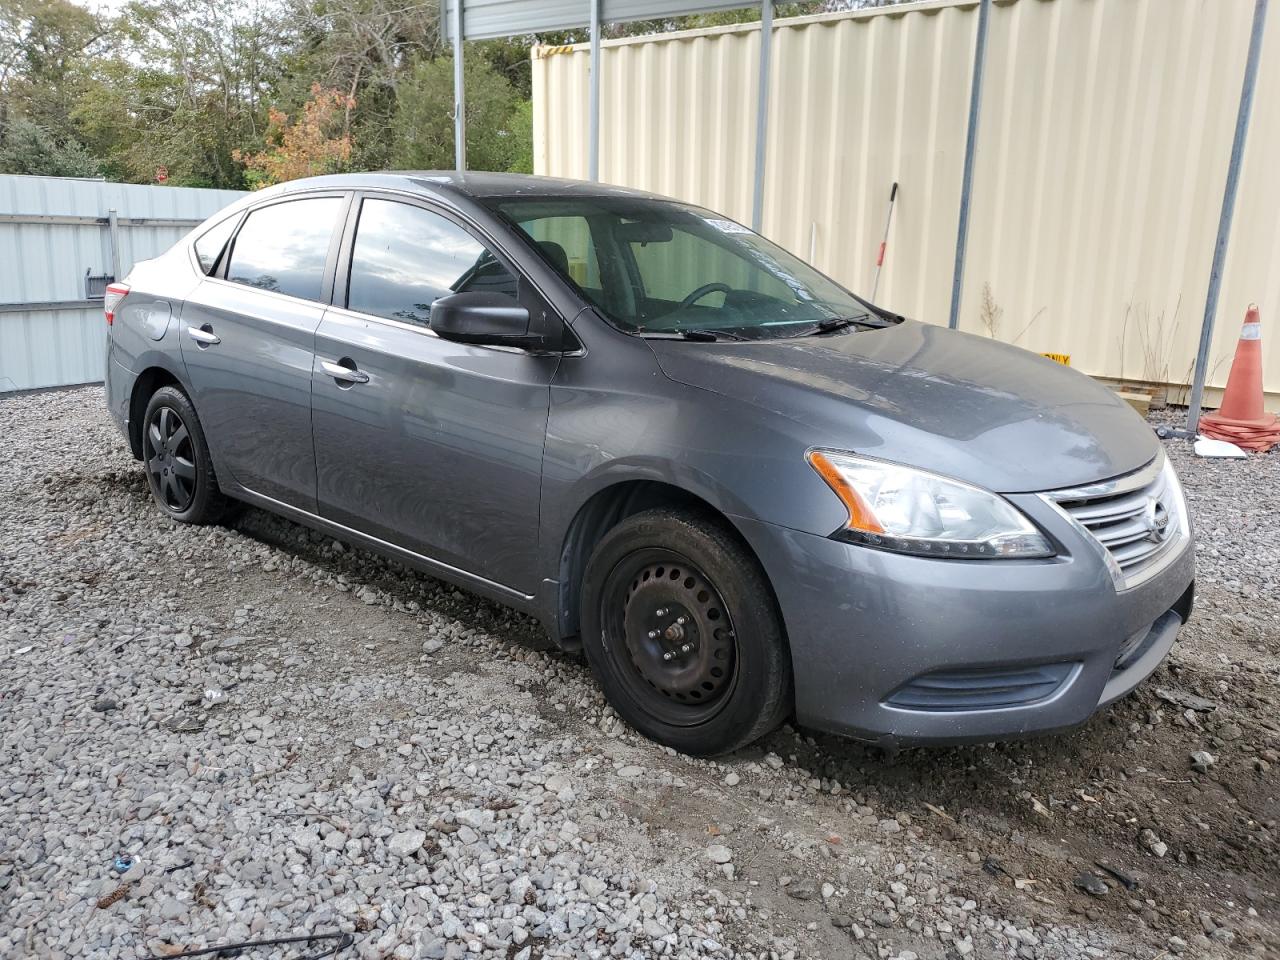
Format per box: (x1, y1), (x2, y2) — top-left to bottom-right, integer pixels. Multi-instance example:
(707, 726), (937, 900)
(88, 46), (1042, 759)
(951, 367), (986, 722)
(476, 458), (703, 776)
(539, 351), (847, 583)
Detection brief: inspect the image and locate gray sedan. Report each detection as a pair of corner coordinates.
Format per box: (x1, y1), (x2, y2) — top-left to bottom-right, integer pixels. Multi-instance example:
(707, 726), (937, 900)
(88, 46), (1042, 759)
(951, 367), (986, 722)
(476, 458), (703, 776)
(104, 173), (1194, 756)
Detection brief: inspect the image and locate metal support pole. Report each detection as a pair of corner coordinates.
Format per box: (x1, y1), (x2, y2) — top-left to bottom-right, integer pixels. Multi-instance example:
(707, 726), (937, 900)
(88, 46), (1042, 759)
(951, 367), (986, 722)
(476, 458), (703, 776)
(751, 0), (773, 233)
(588, 0), (601, 181)
(947, 0), (991, 330)
(1185, 0), (1268, 435)
(107, 209), (121, 282)
(452, 0), (466, 171)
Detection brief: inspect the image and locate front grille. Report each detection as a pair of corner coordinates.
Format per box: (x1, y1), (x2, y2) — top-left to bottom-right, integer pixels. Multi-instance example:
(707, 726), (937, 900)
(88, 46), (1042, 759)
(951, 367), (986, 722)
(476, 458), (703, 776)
(885, 662), (1077, 712)
(1045, 455), (1185, 589)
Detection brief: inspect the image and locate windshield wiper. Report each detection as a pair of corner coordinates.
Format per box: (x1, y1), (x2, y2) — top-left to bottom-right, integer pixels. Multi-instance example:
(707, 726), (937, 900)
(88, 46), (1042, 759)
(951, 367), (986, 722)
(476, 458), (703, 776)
(641, 328), (751, 342)
(808, 313), (889, 334)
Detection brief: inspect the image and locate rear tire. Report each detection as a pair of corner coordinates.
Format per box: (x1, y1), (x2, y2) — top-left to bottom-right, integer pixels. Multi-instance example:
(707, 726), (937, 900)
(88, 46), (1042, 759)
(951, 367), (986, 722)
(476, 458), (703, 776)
(142, 386), (235, 525)
(580, 508), (792, 756)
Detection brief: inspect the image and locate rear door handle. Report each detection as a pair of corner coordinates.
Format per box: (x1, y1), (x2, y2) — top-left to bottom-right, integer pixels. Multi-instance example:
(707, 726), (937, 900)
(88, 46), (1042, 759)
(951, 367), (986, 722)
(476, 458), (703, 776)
(187, 325), (220, 346)
(320, 358), (370, 384)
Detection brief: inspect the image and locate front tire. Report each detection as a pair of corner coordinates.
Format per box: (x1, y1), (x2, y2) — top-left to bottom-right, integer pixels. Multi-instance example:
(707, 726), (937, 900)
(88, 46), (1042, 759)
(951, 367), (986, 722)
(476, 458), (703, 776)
(142, 386), (234, 525)
(580, 508), (792, 756)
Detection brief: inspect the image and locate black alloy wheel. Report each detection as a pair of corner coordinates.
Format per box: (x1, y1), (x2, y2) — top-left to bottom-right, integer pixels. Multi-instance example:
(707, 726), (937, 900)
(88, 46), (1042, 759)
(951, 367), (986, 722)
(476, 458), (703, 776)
(146, 405), (197, 512)
(141, 385), (235, 525)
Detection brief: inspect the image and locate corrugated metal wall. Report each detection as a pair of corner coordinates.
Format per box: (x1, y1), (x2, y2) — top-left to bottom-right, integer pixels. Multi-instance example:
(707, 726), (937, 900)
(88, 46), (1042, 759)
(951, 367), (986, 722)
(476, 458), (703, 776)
(532, 0), (1280, 408)
(0, 175), (243, 393)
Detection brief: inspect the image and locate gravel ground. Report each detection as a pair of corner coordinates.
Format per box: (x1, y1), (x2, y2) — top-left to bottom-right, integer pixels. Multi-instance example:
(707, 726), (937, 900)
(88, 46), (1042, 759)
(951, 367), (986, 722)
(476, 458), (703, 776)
(1, 386), (1277, 960)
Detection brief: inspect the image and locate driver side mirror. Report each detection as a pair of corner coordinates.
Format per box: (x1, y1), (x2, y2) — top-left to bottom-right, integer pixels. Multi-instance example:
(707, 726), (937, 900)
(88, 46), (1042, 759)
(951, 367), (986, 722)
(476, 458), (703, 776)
(430, 292), (537, 348)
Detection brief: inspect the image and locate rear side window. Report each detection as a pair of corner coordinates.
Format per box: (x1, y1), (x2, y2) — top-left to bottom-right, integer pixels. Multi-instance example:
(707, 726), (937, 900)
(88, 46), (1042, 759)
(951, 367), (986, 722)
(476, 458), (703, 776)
(193, 215), (238, 275)
(346, 198), (517, 326)
(226, 197), (342, 301)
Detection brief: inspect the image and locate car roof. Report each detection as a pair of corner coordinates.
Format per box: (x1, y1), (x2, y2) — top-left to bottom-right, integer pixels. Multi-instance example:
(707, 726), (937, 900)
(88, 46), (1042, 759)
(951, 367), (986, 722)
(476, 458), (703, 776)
(267, 171), (673, 203)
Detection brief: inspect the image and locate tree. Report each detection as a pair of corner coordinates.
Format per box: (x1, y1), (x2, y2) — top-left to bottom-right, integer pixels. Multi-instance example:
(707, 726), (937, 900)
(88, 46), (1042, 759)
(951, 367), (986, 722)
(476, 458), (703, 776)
(1, 0), (106, 155)
(391, 54), (529, 173)
(72, 0), (284, 187)
(235, 83), (354, 186)
(280, 0), (442, 169)
(0, 116), (101, 177)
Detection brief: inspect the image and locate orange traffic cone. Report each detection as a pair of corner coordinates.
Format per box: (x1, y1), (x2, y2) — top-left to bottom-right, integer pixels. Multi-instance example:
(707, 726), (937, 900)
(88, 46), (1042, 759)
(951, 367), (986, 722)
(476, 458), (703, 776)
(1199, 304), (1280, 452)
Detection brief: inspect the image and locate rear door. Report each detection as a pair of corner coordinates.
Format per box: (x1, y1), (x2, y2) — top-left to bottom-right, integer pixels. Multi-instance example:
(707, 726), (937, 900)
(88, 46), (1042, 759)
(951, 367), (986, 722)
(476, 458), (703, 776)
(311, 194), (561, 594)
(180, 192), (348, 512)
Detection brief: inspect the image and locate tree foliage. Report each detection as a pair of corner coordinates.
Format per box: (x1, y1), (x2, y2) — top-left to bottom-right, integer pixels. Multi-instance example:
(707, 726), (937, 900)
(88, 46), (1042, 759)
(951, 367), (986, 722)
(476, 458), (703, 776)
(0, 116), (101, 177)
(0, 0), (873, 187)
(391, 55), (531, 173)
(235, 84), (354, 187)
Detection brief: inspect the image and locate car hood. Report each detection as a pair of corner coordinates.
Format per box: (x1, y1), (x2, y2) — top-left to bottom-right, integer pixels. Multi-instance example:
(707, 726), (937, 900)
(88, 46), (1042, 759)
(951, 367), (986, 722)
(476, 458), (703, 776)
(648, 320), (1158, 493)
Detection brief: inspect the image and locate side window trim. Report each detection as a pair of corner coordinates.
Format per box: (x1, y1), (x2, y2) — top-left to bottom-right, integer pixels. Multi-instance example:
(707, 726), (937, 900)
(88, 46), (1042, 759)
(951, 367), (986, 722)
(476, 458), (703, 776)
(215, 191), (353, 305)
(336, 191), (525, 314)
(335, 190), (579, 353)
(190, 211), (246, 277)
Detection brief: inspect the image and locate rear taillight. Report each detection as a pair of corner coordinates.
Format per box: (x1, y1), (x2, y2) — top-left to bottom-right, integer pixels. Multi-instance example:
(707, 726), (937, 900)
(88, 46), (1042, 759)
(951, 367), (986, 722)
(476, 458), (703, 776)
(104, 282), (130, 326)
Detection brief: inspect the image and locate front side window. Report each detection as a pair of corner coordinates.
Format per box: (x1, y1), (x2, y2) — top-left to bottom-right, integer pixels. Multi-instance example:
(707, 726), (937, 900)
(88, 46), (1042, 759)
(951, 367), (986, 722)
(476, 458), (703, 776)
(346, 198), (517, 327)
(491, 196), (879, 340)
(226, 196), (342, 301)
(193, 214), (239, 275)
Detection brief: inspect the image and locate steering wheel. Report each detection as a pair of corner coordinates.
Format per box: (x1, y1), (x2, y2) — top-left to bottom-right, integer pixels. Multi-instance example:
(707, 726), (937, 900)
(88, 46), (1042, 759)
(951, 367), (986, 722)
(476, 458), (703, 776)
(679, 282), (732, 309)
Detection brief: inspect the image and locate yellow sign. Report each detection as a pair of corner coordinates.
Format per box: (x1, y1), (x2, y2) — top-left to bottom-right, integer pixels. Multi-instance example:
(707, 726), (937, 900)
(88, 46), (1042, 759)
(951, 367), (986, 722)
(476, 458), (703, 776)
(1041, 352), (1071, 366)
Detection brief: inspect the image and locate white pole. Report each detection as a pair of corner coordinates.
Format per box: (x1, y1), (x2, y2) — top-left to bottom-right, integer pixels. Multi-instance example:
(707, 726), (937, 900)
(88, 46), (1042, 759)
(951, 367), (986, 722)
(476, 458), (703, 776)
(453, 0), (466, 171)
(750, 0), (772, 232)
(588, 0), (601, 180)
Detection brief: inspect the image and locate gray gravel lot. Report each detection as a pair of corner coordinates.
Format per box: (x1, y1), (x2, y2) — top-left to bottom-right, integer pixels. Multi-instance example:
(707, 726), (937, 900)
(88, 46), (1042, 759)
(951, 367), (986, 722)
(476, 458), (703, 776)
(1, 386), (1277, 960)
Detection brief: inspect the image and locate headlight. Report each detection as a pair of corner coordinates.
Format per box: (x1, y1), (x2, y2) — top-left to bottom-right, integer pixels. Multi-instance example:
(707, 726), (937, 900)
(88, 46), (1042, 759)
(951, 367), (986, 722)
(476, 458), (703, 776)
(806, 449), (1054, 559)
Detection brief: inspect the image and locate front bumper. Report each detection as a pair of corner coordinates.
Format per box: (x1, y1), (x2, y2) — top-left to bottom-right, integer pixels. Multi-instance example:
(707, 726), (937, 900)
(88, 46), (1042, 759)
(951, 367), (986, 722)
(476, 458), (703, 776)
(735, 496), (1195, 748)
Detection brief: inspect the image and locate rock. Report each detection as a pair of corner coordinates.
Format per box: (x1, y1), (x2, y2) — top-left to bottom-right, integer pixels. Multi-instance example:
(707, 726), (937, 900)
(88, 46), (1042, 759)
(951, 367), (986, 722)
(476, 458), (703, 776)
(763, 753), (784, 769)
(786, 880), (818, 901)
(158, 898), (186, 920)
(724, 772), (740, 786)
(387, 830), (426, 858)
(323, 830), (346, 852)
(617, 765), (643, 778)
(1140, 829), (1168, 858)
(821, 882), (835, 900)
(1190, 750), (1216, 773)
(878, 819), (902, 834)
(1216, 722), (1243, 741)
(91, 697), (119, 712)
(1155, 687), (1217, 712)
(706, 845), (733, 865)
(830, 914), (853, 928)
(1073, 872), (1109, 896)
(580, 876), (607, 899)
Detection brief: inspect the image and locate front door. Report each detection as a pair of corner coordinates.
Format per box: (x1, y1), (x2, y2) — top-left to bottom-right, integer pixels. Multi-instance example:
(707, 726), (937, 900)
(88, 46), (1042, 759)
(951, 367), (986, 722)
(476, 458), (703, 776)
(311, 196), (559, 595)
(180, 193), (347, 512)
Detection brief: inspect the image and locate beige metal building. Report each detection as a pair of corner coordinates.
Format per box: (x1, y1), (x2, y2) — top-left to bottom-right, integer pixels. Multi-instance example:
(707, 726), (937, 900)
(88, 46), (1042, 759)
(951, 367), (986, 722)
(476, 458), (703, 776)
(532, 0), (1280, 410)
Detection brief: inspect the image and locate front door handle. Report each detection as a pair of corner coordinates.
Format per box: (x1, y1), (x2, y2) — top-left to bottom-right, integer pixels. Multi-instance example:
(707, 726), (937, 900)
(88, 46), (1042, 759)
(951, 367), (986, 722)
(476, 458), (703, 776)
(187, 325), (220, 346)
(320, 358), (370, 384)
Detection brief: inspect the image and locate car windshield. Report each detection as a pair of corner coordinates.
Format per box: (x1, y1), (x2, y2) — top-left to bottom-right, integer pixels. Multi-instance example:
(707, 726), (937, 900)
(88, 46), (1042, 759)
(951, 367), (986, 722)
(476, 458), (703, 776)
(488, 196), (885, 340)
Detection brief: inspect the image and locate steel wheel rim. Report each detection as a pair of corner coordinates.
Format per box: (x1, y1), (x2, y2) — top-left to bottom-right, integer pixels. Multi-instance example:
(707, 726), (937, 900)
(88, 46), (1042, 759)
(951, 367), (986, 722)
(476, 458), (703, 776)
(145, 405), (196, 512)
(600, 548), (739, 727)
